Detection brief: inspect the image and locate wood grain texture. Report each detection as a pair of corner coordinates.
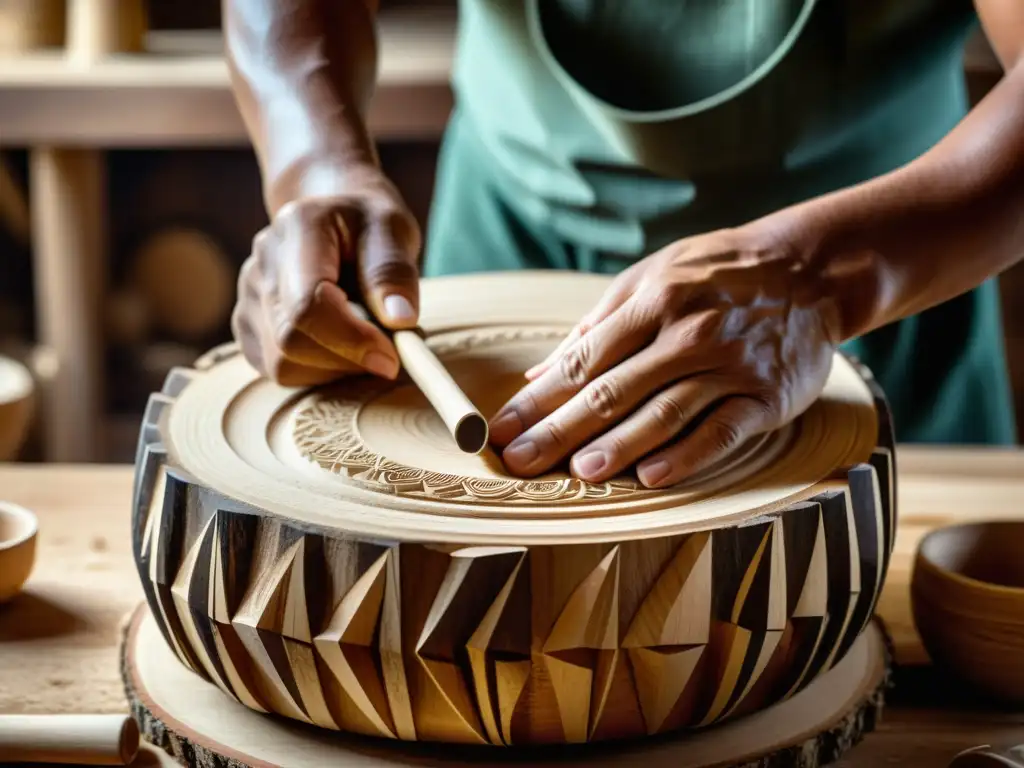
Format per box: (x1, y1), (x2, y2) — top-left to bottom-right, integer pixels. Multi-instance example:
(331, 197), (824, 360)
(0, 466), (144, 718)
(121, 605), (892, 768)
(129, 272), (896, 746)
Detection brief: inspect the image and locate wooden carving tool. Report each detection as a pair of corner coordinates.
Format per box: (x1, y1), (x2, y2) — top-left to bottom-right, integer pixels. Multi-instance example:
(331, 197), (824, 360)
(350, 303), (488, 454)
(392, 328), (489, 454)
(0, 714), (139, 765)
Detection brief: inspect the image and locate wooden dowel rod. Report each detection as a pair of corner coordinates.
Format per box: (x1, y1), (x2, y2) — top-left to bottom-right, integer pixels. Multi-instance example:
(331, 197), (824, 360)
(0, 714), (139, 765)
(393, 329), (488, 453)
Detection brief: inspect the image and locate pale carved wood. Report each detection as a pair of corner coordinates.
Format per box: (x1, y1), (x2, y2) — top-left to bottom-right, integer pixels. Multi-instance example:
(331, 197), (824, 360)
(128, 272), (898, 748)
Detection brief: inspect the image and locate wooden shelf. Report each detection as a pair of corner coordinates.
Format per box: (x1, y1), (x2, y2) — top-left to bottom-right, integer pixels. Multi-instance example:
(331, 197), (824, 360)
(0, 17), (1006, 148)
(0, 9), (456, 145)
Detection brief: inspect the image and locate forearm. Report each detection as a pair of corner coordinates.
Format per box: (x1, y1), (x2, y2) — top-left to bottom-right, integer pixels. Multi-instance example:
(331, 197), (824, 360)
(222, 0), (381, 214)
(761, 60), (1024, 343)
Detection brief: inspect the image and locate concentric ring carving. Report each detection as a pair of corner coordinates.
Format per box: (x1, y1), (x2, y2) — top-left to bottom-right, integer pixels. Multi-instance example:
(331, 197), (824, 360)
(294, 396), (645, 503)
(291, 327), (651, 505)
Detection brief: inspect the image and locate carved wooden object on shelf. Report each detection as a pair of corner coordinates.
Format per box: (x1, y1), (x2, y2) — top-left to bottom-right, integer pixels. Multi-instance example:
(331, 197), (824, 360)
(126, 272), (897, 760)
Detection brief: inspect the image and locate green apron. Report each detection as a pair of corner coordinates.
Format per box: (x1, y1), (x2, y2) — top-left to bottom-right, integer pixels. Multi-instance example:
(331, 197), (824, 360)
(422, 0), (1017, 445)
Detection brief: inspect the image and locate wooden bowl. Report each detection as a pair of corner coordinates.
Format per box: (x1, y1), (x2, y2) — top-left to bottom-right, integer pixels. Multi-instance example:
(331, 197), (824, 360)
(0, 354), (35, 462)
(911, 521), (1024, 703)
(130, 272), (897, 746)
(0, 502), (37, 602)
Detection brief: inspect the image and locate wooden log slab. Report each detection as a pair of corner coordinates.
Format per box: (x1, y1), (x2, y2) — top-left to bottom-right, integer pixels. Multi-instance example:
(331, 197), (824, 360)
(121, 604), (893, 768)
(128, 271), (898, 748)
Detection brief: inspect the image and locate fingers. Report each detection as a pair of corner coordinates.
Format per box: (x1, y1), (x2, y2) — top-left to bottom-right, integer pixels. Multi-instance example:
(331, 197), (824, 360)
(274, 223), (401, 376)
(567, 376), (733, 482)
(234, 290), (370, 387)
(273, 357), (366, 388)
(500, 346), (729, 478)
(281, 280), (399, 378)
(234, 210), (403, 385)
(524, 324), (585, 382)
(635, 397), (775, 487)
(357, 206), (422, 330)
(273, 211), (398, 360)
(524, 265), (642, 381)
(489, 296), (657, 450)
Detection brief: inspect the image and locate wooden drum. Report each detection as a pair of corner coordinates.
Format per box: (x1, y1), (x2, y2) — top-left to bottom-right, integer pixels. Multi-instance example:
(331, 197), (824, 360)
(127, 272), (896, 757)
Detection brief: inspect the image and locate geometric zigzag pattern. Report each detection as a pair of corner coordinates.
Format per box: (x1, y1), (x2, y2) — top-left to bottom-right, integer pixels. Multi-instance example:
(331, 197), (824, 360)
(131, 356), (896, 746)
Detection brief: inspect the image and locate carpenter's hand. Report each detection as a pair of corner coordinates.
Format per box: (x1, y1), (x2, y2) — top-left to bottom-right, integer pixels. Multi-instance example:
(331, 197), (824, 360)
(488, 226), (841, 487)
(232, 168), (421, 386)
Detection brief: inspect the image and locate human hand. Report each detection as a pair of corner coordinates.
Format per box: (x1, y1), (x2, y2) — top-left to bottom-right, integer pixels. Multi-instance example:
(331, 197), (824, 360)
(232, 167), (421, 386)
(488, 226), (842, 487)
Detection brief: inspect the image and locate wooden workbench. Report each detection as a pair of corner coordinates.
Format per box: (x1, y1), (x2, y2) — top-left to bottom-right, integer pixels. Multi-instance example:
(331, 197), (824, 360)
(1, 446), (1024, 766)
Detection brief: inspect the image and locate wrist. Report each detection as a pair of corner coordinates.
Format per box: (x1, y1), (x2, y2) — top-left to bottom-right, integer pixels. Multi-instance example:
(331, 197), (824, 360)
(743, 202), (891, 346)
(266, 153), (384, 215)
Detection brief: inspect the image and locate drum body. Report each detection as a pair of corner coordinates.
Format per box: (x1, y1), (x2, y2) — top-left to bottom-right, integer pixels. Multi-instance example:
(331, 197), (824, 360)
(129, 272), (896, 746)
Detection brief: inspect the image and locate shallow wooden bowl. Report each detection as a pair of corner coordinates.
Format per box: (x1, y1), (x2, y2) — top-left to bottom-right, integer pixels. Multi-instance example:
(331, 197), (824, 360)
(130, 271), (898, 747)
(0, 354), (34, 462)
(0, 501), (37, 602)
(911, 521), (1024, 703)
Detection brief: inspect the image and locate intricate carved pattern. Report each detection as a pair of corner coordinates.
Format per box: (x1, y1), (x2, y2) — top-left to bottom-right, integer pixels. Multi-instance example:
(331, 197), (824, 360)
(294, 395), (644, 504)
(132, 471), (893, 745)
(291, 326), (652, 505)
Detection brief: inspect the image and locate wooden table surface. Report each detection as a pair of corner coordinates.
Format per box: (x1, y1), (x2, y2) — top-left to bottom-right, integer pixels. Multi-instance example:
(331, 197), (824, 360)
(2, 447), (1024, 766)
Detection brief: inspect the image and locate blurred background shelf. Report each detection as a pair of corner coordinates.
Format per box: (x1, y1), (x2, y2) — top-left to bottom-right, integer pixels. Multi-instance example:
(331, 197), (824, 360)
(0, 13), (1006, 146)
(0, 1), (456, 463)
(0, 9), (456, 144)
